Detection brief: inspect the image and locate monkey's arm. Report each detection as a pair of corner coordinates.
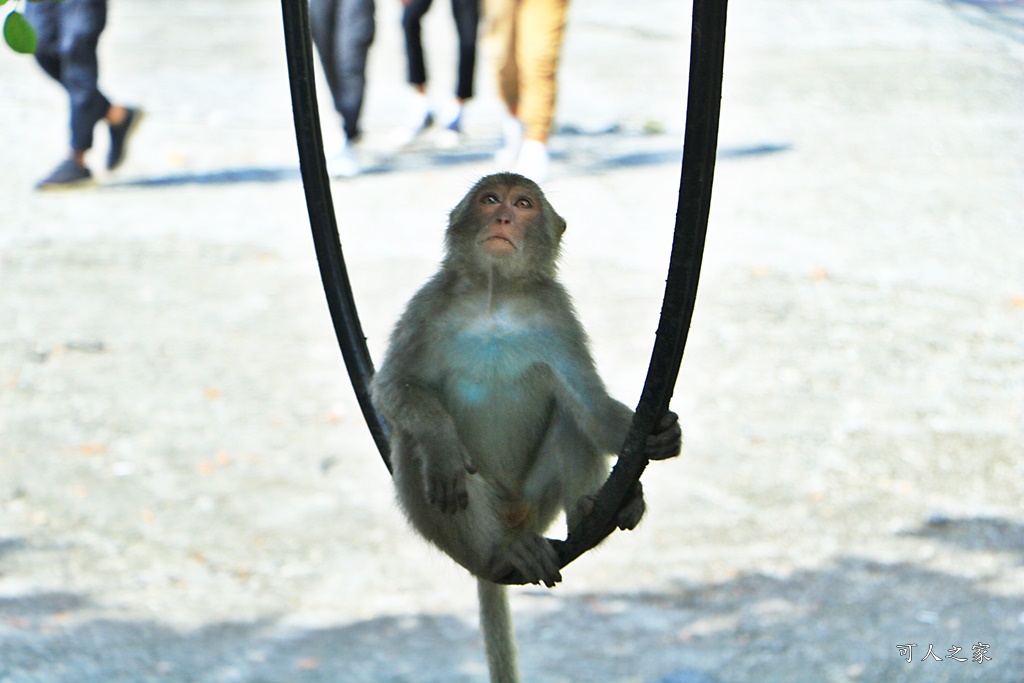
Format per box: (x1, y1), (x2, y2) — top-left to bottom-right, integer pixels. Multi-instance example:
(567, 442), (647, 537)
(543, 341), (682, 461)
(373, 377), (477, 513)
(570, 409), (681, 534)
(542, 351), (632, 455)
(563, 379), (681, 462)
(371, 286), (477, 513)
(548, 362), (675, 532)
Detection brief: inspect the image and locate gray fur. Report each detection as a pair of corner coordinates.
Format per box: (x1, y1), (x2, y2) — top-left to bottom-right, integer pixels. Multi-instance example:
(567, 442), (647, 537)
(371, 174), (646, 683)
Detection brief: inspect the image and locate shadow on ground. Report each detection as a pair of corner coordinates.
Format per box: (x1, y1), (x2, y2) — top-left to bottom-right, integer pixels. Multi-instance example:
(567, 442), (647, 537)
(938, 0), (1024, 42)
(2, 516), (1021, 683)
(102, 138), (790, 189)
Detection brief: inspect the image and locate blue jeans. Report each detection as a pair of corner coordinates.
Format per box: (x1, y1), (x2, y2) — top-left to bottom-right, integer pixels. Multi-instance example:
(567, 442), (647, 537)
(26, 0), (110, 153)
(310, 0), (375, 142)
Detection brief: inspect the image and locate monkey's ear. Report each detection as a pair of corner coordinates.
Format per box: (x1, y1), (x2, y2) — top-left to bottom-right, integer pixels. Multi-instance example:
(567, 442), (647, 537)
(556, 216), (567, 236)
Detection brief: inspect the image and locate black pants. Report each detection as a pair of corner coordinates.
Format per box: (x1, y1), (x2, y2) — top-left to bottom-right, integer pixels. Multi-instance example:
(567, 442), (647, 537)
(310, 0), (375, 142)
(26, 0), (110, 153)
(402, 0), (479, 101)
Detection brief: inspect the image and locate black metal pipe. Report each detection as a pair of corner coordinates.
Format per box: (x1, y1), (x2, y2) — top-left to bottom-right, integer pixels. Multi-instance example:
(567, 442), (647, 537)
(280, 0), (725, 582)
(280, 0), (392, 470)
(548, 0), (729, 576)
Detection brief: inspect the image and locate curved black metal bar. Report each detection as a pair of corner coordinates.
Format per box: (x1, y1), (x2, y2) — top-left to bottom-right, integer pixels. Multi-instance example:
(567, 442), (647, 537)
(280, 0), (725, 582)
(539, 0), (728, 579)
(280, 0), (392, 470)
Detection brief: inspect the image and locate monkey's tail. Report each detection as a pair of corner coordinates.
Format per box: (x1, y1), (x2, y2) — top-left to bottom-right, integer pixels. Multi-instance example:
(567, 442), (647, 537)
(477, 579), (521, 683)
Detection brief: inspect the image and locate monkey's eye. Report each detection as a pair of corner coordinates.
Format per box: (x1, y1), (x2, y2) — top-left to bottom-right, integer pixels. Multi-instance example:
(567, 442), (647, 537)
(514, 197), (534, 209)
(480, 192), (500, 205)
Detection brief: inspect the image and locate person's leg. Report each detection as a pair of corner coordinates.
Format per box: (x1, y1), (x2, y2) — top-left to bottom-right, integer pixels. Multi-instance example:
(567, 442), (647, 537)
(336, 0), (375, 142)
(482, 0), (518, 114)
(30, 0), (112, 188)
(450, 0), (479, 102)
(395, 0), (434, 140)
(24, 0), (62, 83)
(512, 0), (567, 180)
(319, 0), (374, 176)
(309, 0), (345, 116)
(515, 0), (567, 145)
(402, 0), (433, 89)
(482, 0), (521, 164)
(57, 0), (111, 156)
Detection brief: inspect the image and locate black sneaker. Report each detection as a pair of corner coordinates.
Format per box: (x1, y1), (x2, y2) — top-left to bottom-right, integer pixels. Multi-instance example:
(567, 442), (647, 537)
(35, 158), (93, 191)
(107, 107), (143, 170)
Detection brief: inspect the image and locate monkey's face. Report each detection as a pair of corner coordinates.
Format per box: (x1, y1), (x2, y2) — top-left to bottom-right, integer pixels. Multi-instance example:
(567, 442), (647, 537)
(475, 184), (538, 259)
(445, 172), (565, 282)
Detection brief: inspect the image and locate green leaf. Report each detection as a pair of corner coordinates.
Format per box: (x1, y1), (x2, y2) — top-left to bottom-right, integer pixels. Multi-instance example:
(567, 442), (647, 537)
(4, 10), (37, 54)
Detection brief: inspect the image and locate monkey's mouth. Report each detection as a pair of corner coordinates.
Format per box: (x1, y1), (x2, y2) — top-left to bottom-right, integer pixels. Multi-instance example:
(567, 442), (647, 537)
(480, 236), (517, 256)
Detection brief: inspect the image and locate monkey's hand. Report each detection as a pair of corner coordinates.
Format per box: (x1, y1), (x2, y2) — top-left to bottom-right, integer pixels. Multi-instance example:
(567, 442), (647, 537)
(422, 445), (477, 514)
(490, 533), (562, 588)
(645, 411), (682, 461)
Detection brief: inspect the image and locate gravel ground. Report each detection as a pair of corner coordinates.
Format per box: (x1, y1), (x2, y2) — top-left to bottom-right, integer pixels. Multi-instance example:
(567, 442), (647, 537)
(1, 0), (1022, 681)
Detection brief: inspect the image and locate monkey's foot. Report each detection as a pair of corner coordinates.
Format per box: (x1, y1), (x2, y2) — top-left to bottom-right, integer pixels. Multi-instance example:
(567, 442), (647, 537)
(616, 483), (646, 531)
(490, 533), (562, 588)
(572, 485), (646, 532)
(574, 494), (597, 523)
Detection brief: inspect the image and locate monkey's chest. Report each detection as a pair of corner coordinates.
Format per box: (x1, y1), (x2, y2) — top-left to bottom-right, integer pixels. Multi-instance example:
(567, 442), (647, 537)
(436, 313), (560, 460)
(439, 311), (558, 385)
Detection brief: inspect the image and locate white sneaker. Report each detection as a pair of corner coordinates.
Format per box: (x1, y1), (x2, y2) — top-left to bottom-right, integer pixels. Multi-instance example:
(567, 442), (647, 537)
(495, 115), (524, 169)
(390, 93), (434, 148)
(515, 139), (549, 183)
(327, 140), (360, 178)
(436, 107), (463, 150)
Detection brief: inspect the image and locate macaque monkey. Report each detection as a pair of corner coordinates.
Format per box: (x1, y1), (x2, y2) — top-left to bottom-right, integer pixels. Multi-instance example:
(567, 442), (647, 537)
(371, 172), (682, 683)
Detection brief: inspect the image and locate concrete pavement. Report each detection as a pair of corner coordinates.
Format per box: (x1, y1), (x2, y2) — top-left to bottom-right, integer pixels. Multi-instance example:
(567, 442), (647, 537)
(1, 0), (1022, 681)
